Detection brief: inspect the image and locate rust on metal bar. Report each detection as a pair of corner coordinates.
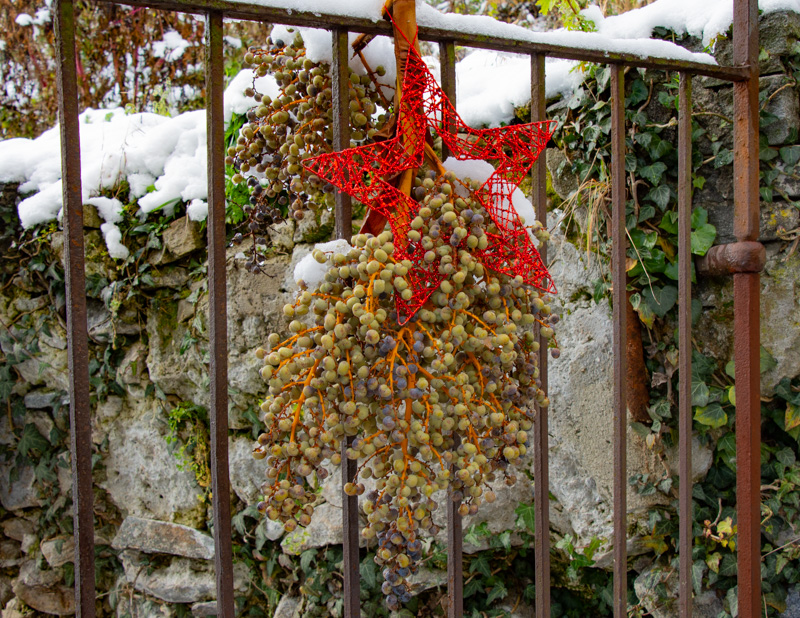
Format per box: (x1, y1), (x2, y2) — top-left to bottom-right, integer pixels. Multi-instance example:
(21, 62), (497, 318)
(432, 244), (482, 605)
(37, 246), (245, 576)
(531, 51), (551, 618)
(439, 40), (456, 160)
(610, 64), (628, 618)
(99, 0), (747, 82)
(332, 29), (354, 242)
(55, 2), (97, 616)
(439, 38), (463, 618)
(331, 28), (361, 618)
(677, 71), (693, 618)
(732, 0), (762, 616)
(206, 11), (235, 618)
(696, 241), (766, 276)
(446, 494), (463, 618)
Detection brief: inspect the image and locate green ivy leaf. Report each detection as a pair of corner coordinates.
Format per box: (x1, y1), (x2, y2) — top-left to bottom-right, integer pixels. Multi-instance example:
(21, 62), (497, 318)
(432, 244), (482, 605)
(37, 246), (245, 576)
(691, 381), (711, 407)
(693, 560), (707, 595)
(647, 184), (672, 210)
(18, 424), (49, 458)
(659, 210), (679, 234)
(760, 346), (778, 374)
(359, 557), (378, 589)
(779, 145), (800, 166)
(776, 447), (796, 468)
(691, 224), (716, 256)
(300, 548), (316, 573)
(470, 555), (492, 578)
(642, 285), (678, 318)
(640, 162), (668, 185)
(486, 581), (508, 605)
(515, 503), (536, 533)
(694, 402), (727, 428)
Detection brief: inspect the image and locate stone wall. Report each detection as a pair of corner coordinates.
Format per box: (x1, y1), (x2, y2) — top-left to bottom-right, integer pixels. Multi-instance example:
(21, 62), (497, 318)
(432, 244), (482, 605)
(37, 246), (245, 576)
(1, 11), (800, 618)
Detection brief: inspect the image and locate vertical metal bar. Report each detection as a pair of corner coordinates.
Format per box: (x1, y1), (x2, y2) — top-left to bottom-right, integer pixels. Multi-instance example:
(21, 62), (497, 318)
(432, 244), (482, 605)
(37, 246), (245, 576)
(206, 11), (235, 618)
(439, 40), (456, 161)
(332, 28), (360, 618)
(677, 72), (693, 618)
(439, 38), (463, 618)
(446, 498), (463, 618)
(610, 63), (628, 618)
(733, 1), (762, 615)
(55, 2), (96, 616)
(531, 51), (551, 618)
(332, 29), (353, 242)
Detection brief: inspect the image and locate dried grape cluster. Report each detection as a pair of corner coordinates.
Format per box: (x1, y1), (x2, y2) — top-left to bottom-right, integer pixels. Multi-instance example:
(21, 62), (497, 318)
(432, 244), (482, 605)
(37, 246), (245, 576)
(253, 172), (558, 610)
(229, 30), (389, 268)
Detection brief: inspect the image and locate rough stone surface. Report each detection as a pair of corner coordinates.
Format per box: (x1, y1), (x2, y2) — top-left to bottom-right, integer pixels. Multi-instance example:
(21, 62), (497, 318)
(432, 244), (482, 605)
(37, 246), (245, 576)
(82, 203), (102, 228)
(274, 595), (303, 618)
(268, 220), (296, 253)
(760, 246), (800, 394)
(0, 576), (12, 609)
(191, 601), (218, 616)
(0, 540), (22, 568)
(13, 560), (75, 616)
(101, 399), (204, 526)
(1, 598), (27, 618)
(112, 516), (215, 560)
(114, 592), (177, 618)
(293, 207), (333, 244)
(281, 502), (355, 555)
(546, 229), (668, 551)
(0, 459), (41, 510)
(546, 148), (578, 201)
(761, 74), (800, 146)
(408, 567), (447, 593)
(163, 216), (205, 260)
(120, 551), (249, 605)
(121, 552), (216, 604)
(784, 586), (800, 618)
(41, 537), (75, 568)
(1, 519), (35, 543)
(665, 436), (714, 483)
(228, 436), (266, 506)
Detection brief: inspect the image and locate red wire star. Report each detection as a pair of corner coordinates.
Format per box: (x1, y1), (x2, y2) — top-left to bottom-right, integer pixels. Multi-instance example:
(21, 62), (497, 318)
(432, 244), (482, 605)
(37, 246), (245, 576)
(304, 42), (556, 324)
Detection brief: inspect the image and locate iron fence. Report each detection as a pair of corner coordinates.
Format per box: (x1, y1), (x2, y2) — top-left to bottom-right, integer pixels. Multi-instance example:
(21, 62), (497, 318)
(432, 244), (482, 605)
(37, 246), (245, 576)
(52, 0), (764, 616)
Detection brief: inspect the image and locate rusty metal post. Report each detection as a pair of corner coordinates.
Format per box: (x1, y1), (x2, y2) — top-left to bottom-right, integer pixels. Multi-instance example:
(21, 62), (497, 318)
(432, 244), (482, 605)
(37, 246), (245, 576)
(332, 29), (354, 242)
(438, 37), (464, 618)
(55, 1), (96, 616)
(732, 1), (762, 616)
(331, 28), (361, 618)
(610, 63), (628, 618)
(677, 72), (693, 618)
(206, 11), (235, 618)
(530, 51), (551, 618)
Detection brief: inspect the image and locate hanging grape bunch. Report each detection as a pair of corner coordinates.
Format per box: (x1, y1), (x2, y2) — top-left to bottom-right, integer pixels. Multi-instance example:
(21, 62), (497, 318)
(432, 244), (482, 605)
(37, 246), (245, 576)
(253, 169), (558, 609)
(228, 29), (390, 272)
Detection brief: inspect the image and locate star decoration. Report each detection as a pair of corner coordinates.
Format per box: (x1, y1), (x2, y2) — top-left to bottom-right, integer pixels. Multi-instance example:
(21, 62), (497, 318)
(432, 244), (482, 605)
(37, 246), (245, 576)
(303, 40), (556, 323)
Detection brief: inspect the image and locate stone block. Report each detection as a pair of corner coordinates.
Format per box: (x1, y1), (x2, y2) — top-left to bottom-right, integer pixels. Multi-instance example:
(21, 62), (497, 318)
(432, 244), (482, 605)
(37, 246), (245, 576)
(164, 216), (205, 259)
(112, 516), (215, 560)
(13, 560), (75, 616)
(274, 595), (302, 618)
(41, 537), (75, 568)
(761, 74), (800, 147)
(82, 203), (102, 229)
(1, 518), (35, 543)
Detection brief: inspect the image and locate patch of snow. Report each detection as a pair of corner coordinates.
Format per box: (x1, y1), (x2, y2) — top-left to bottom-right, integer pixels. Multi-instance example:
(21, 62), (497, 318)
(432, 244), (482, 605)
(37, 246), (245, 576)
(101, 222), (130, 259)
(224, 36), (243, 49)
(85, 196), (124, 224)
(294, 239), (354, 288)
(152, 30), (192, 62)
(15, 13), (34, 26)
(271, 25), (397, 96)
(224, 69), (280, 123)
(187, 198), (209, 222)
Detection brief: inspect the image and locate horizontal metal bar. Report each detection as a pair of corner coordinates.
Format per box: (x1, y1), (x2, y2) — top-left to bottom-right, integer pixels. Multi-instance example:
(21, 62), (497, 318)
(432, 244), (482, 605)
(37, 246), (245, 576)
(696, 241), (766, 276)
(97, 0), (748, 82)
